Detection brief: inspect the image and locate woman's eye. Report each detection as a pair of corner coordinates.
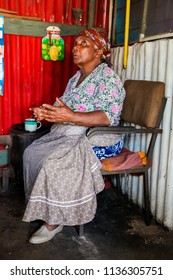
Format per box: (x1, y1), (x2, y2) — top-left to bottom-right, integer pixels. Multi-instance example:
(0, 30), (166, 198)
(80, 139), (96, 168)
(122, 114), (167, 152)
(74, 40), (87, 47)
(81, 41), (87, 46)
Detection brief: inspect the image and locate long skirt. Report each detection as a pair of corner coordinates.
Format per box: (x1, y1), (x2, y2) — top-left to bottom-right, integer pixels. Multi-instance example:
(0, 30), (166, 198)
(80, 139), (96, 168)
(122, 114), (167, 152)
(22, 124), (105, 226)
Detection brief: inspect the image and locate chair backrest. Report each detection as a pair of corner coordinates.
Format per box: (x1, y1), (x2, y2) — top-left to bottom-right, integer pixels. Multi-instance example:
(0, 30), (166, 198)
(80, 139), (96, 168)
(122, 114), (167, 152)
(121, 80), (165, 128)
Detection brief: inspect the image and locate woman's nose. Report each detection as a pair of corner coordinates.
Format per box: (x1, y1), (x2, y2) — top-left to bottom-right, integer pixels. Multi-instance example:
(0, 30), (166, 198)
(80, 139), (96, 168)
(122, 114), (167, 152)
(73, 44), (80, 51)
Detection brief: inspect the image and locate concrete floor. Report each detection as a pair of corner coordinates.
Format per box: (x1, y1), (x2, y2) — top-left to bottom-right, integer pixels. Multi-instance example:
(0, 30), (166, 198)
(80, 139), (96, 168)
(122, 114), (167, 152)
(1, 184), (173, 260)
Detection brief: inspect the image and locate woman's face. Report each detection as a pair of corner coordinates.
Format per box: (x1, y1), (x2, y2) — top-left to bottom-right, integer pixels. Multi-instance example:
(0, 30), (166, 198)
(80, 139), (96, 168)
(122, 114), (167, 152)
(72, 36), (99, 67)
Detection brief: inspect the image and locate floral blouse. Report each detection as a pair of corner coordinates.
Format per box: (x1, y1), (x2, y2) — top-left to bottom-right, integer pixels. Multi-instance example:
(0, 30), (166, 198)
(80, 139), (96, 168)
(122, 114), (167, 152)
(60, 63), (126, 126)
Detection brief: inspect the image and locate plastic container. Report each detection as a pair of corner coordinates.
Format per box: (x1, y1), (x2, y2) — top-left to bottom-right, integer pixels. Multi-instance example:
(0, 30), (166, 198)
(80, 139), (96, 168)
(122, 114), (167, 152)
(42, 26), (64, 61)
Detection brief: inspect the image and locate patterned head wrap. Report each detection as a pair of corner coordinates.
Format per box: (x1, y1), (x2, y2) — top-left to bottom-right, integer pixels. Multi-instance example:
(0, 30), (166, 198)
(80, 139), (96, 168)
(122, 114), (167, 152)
(78, 28), (111, 56)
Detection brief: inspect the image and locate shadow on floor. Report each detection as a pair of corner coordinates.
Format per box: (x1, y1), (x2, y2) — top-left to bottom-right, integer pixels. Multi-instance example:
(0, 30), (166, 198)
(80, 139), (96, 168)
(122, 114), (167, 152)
(0, 186), (173, 260)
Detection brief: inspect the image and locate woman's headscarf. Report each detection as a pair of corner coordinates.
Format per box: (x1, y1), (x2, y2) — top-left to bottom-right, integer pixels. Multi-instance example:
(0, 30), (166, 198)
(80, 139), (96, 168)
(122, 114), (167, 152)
(78, 28), (110, 55)
(78, 28), (112, 66)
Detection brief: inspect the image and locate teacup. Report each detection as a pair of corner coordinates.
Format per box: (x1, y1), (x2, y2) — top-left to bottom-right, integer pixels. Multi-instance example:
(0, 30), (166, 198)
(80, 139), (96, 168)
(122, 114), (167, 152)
(25, 118), (42, 132)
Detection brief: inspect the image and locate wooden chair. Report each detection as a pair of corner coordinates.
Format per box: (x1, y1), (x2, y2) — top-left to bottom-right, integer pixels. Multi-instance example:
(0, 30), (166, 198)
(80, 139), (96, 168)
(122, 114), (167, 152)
(79, 79), (167, 237)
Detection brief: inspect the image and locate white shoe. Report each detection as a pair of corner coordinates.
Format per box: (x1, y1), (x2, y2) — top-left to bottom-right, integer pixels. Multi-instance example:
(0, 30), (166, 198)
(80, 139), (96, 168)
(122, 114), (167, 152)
(29, 225), (63, 244)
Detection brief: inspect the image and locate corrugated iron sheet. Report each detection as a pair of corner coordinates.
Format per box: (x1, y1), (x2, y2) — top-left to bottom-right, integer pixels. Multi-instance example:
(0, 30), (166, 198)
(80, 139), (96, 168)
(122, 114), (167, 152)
(111, 39), (173, 229)
(0, 0), (110, 134)
(0, 33), (77, 134)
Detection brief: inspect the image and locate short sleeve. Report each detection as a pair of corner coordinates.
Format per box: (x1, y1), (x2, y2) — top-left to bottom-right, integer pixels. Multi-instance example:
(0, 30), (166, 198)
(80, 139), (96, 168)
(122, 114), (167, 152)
(94, 74), (126, 126)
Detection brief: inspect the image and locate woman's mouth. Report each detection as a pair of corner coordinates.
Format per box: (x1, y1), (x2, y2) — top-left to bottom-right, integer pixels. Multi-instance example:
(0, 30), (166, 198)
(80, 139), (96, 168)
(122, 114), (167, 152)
(73, 54), (79, 60)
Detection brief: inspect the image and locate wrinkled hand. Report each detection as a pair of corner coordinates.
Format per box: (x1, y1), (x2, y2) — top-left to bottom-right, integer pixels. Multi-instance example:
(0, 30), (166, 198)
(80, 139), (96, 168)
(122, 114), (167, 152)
(34, 98), (75, 123)
(29, 106), (45, 121)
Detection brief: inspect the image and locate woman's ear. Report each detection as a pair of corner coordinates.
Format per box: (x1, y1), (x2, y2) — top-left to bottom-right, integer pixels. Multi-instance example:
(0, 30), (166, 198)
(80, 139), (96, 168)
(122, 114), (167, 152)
(95, 49), (103, 58)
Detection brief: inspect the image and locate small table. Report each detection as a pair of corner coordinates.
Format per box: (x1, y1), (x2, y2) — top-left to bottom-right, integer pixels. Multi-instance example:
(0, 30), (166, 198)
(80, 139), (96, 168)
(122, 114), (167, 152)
(10, 123), (51, 188)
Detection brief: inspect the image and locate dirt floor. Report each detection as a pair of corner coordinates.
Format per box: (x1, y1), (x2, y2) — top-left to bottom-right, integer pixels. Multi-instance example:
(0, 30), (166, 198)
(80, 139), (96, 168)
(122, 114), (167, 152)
(1, 184), (173, 260)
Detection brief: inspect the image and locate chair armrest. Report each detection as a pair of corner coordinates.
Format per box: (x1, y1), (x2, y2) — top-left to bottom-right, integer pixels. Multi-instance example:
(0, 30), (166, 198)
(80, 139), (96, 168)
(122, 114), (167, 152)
(86, 126), (162, 139)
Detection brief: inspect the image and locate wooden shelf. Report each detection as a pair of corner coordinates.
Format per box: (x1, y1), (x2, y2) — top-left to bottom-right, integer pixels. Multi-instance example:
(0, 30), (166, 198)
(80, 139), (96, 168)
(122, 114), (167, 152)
(4, 17), (86, 37)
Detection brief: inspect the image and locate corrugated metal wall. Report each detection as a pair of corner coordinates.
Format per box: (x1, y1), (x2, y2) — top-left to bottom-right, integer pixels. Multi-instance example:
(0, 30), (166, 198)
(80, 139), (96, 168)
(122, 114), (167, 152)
(0, 0), (110, 134)
(111, 39), (173, 229)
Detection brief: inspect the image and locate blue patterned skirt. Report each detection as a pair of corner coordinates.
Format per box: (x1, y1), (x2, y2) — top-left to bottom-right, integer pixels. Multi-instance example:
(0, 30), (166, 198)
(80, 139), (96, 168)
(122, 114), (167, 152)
(92, 136), (124, 160)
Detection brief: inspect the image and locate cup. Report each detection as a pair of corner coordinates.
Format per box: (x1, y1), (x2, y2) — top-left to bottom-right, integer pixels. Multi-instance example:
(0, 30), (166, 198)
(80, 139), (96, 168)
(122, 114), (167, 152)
(25, 118), (42, 132)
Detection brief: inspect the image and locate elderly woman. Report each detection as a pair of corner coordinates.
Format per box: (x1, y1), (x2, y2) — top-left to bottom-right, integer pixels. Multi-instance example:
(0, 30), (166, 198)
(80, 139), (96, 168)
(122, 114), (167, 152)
(23, 28), (126, 244)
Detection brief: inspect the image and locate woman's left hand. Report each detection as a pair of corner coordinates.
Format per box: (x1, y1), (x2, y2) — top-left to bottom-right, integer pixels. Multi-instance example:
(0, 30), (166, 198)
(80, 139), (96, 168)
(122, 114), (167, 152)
(39, 98), (74, 123)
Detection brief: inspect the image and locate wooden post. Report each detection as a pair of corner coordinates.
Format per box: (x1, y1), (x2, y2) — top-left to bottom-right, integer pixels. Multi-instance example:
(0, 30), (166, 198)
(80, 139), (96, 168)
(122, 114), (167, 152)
(140, 0), (149, 40)
(87, 0), (96, 28)
(111, 0), (118, 46)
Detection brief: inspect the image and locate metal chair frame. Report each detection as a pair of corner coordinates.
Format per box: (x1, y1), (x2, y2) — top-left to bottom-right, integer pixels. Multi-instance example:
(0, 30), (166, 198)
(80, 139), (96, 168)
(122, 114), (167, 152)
(79, 79), (167, 237)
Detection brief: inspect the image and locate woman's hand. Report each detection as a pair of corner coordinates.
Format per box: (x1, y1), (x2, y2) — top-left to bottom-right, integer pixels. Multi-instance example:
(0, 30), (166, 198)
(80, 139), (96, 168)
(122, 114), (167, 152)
(38, 98), (75, 123)
(30, 97), (110, 126)
(29, 106), (45, 121)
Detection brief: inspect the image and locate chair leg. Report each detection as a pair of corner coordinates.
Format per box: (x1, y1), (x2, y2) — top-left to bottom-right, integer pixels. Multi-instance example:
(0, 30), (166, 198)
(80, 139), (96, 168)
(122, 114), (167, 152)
(143, 171), (151, 226)
(78, 225), (84, 237)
